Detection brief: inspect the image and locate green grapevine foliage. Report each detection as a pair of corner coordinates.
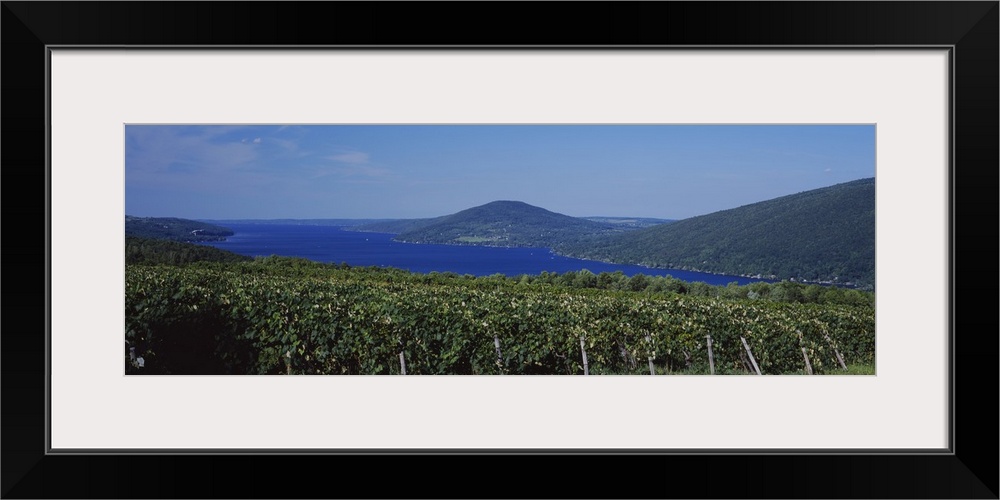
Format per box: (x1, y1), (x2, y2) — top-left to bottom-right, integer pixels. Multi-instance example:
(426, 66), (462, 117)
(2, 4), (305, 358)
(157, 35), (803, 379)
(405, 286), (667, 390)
(125, 261), (874, 375)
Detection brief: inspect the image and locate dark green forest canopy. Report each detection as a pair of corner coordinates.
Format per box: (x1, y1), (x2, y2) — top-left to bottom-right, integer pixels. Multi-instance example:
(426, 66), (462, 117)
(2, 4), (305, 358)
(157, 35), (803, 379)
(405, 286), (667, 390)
(125, 235), (251, 265)
(125, 215), (236, 242)
(557, 178), (876, 289)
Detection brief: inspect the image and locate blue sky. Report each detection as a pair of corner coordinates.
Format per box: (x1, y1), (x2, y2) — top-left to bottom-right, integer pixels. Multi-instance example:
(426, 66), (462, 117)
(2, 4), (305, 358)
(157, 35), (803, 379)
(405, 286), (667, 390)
(125, 124), (875, 220)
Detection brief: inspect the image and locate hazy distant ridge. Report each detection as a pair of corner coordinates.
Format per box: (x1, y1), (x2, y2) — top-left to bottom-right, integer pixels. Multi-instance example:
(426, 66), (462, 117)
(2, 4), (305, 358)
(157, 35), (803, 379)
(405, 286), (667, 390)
(352, 217), (439, 234)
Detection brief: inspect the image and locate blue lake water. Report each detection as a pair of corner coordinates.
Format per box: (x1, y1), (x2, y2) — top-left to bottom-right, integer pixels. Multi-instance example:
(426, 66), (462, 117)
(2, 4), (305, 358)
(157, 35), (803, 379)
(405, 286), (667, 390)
(200, 223), (773, 286)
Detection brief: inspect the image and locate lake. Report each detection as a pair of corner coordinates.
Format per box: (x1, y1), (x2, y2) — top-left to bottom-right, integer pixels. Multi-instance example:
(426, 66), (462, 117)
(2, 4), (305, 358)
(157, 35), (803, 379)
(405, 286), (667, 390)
(199, 223), (772, 286)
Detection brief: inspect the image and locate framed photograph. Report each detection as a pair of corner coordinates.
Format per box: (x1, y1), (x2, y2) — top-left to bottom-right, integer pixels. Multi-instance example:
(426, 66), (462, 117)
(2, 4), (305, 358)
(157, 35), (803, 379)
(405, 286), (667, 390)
(5, 2), (997, 498)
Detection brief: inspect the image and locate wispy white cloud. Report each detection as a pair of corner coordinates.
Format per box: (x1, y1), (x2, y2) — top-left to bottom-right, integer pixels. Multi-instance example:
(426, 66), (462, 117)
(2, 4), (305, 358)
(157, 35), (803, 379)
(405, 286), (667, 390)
(270, 138), (300, 152)
(334, 165), (392, 178)
(327, 151), (370, 164)
(317, 148), (395, 180)
(127, 127), (259, 177)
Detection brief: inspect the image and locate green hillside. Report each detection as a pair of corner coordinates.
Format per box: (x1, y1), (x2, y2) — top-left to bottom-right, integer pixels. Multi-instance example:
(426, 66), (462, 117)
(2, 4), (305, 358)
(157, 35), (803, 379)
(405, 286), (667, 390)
(125, 215), (235, 242)
(559, 178), (876, 289)
(125, 235), (252, 265)
(385, 200), (622, 248)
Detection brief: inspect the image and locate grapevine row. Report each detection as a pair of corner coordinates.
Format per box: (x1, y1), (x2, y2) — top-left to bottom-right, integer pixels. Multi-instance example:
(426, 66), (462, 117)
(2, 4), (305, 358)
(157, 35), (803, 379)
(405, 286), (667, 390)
(125, 264), (875, 375)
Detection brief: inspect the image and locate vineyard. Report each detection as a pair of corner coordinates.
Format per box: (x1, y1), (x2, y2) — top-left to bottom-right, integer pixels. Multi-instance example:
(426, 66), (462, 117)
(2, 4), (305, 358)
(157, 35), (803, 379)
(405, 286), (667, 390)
(125, 260), (875, 375)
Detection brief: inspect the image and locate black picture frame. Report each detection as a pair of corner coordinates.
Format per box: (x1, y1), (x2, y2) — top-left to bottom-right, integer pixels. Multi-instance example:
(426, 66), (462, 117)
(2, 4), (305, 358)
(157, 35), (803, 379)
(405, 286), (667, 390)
(3, 2), (997, 498)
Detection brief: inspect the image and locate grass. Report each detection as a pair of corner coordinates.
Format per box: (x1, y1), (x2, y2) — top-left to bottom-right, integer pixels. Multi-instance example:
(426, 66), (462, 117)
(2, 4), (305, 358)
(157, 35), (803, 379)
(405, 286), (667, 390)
(842, 363), (875, 375)
(645, 362), (876, 375)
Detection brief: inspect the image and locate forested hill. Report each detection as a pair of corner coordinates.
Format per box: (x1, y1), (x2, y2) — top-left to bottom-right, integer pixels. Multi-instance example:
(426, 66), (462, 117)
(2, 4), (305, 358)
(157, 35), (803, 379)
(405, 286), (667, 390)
(558, 178), (876, 289)
(368, 200), (623, 248)
(125, 215), (235, 242)
(126, 235), (251, 265)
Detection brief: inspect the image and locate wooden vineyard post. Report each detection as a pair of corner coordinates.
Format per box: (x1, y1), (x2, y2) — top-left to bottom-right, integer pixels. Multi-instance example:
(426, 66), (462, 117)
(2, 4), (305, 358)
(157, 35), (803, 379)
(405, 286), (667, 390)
(797, 331), (813, 375)
(801, 347), (814, 375)
(705, 334), (715, 375)
(740, 337), (762, 375)
(285, 350), (292, 375)
(397, 334), (407, 375)
(645, 333), (655, 375)
(494, 335), (504, 374)
(824, 333), (848, 370)
(579, 337), (589, 375)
